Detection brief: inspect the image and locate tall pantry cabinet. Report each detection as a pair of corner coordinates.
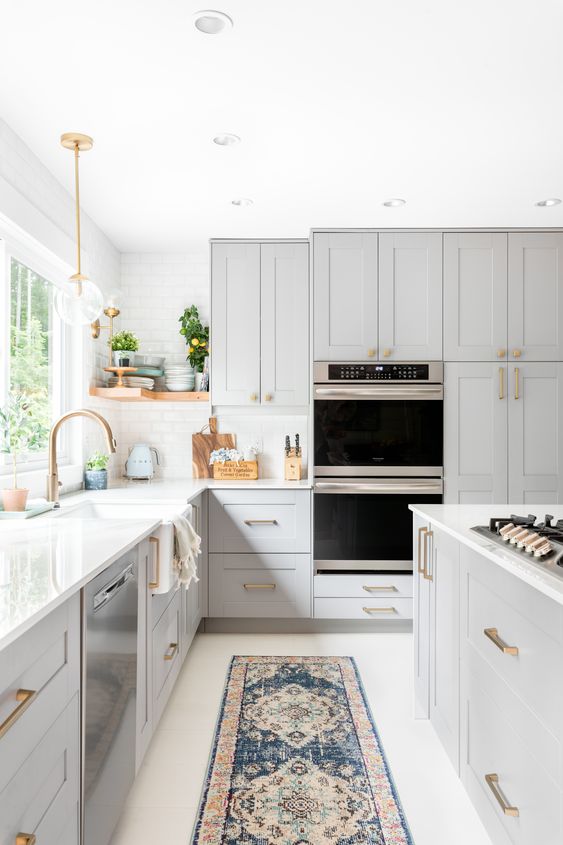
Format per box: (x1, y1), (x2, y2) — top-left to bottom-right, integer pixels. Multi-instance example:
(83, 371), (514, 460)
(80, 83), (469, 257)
(443, 232), (563, 503)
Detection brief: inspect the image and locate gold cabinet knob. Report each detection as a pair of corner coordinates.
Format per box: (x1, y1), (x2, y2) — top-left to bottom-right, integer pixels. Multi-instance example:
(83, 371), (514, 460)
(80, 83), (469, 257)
(367, 348), (376, 358)
(250, 393), (258, 402)
(383, 348), (392, 358)
(512, 349), (521, 358)
(264, 393), (272, 402)
(497, 349), (506, 358)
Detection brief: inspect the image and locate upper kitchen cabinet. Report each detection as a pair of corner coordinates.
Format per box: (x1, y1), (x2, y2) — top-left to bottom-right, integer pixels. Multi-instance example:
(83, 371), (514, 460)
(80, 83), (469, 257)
(313, 231), (378, 361)
(211, 240), (309, 406)
(508, 232), (563, 361)
(379, 232), (443, 360)
(443, 233), (508, 361)
(261, 242), (309, 405)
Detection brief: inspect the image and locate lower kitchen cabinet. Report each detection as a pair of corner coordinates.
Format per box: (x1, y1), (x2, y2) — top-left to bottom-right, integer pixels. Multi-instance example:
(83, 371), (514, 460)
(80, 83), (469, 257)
(180, 493), (207, 660)
(152, 590), (182, 726)
(413, 513), (432, 718)
(209, 553), (311, 617)
(314, 597), (412, 620)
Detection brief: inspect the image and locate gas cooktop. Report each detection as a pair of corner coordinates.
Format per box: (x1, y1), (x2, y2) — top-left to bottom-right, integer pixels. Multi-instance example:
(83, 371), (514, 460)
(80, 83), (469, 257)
(471, 514), (563, 574)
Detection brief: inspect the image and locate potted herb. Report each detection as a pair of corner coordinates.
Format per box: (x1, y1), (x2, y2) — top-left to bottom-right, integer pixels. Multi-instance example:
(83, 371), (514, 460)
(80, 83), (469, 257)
(0, 393), (48, 511)
(111, 330), (139, 367)
(84, 451), (110, 490)
(179, 306), (209, 387)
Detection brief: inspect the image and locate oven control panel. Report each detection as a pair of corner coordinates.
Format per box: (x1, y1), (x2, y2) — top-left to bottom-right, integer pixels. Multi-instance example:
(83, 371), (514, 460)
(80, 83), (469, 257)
(328, 363), (430, 380)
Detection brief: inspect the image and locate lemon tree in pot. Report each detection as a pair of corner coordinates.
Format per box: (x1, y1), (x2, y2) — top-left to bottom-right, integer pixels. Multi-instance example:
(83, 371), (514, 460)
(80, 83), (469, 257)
(84, 451), (110, 490)
(0, 393), (48, 511)
(111, 330), (139, 367)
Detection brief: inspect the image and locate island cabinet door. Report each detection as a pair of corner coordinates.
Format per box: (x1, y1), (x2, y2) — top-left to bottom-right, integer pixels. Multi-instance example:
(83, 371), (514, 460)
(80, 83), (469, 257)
(508, 232), (563, 361)
(428, 526), (460, 773)
(136, 538), (153, 770)
(413, 514), (432, 719)
(379, 232), (443, 361)
(313, 231), (378, 361)
(260, 242), (309, 405)
(443, 232), (508, 361)
(508, 362), (563, 503)
(444, 363), (508, 504)
(211, 242), (261, 405)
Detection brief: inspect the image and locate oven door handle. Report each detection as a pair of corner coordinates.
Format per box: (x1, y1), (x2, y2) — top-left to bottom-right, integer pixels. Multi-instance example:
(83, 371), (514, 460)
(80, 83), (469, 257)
(314, 386), (443, 399)
(314, 481), (443, 494)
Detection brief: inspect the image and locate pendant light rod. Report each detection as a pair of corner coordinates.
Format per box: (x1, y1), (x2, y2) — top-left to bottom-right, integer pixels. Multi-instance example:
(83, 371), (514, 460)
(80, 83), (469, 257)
(73, 142), (81, 277)
(60, 132), (94, 290)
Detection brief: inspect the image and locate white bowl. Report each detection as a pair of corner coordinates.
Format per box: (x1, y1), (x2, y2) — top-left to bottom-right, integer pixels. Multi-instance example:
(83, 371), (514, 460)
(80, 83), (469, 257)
(166, 384), (193, 392)
(135, 354), (165, 367)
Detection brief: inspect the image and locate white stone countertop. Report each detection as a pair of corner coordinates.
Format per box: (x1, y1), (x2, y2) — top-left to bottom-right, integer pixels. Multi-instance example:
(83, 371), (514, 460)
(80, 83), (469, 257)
(409, 504), (563, 606)
(0, 477), (312, 651)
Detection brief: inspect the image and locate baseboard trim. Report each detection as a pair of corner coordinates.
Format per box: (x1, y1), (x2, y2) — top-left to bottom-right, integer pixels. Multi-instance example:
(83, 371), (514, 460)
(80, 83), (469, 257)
(202, 617), (413, 634)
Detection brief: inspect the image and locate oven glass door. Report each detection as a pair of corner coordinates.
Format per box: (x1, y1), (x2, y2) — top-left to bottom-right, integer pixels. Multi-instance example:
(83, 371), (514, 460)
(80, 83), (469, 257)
(314, 390), (443, 475)
(314, 481), (443, 571)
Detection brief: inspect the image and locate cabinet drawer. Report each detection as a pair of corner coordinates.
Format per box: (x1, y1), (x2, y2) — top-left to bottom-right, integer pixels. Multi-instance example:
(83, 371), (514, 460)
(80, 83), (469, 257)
(462, 665), (563, 845)
(0, 596), (80, 792)
(0, 694), (80, 845)
(209, 490), (311, 553)
(209, 554), (311, 618)
(314, 573), (413, 599)
(462, 546), (563, 747)
(153, 590), (181, 726)
(314, 597), (413, 620)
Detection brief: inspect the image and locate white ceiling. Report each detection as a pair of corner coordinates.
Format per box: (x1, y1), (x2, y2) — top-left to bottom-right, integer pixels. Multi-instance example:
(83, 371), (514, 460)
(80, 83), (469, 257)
(1, 0), (563, 253)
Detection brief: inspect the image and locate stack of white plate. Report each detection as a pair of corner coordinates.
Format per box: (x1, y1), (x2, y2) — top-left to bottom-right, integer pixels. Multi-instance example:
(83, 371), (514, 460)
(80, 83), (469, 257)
(164, 364), (195, 392)
(108, 376), (155, 390)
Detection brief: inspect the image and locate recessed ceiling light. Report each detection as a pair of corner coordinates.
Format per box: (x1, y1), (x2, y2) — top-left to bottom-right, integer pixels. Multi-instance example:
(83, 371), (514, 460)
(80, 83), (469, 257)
(232, 198), (253, 207)
(194, 10), (233, 34)
(535, 197), (561, 207)
(383, 198), (406, 207)
(213, 133), (241, 146)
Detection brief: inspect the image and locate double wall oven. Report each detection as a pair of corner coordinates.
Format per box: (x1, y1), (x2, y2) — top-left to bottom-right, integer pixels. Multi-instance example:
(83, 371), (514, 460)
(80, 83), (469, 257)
(313, 362), (443, 573)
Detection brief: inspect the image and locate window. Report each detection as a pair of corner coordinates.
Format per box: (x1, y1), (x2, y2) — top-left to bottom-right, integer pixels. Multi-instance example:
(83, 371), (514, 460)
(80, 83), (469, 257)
(1, 243), (67, 469)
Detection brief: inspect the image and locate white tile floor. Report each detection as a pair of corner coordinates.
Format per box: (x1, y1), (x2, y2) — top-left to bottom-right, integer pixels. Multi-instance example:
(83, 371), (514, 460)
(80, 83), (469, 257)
(110, 631), (492, 845)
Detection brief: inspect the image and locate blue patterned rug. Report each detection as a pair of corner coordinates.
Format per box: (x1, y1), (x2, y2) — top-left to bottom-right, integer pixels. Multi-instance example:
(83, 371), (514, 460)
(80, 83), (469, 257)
(192, 656), (413, 845)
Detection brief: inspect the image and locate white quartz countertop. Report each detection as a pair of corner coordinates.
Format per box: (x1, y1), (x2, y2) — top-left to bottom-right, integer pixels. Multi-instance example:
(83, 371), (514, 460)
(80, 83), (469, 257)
(0, 477), (312, 651)
(409, 504), (563, 606)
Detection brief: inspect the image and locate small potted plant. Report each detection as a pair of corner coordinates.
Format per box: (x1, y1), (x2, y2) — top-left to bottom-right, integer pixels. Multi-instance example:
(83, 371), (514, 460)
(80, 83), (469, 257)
(84, 451), (110, 490)
(179, 306), (209, 389)
(0, 393), (47, 511)
(111, 330), (139, 367)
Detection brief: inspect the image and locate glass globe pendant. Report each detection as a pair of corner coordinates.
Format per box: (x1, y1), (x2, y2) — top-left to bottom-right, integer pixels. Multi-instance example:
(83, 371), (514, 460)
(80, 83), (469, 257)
(55, 133), (103, 326)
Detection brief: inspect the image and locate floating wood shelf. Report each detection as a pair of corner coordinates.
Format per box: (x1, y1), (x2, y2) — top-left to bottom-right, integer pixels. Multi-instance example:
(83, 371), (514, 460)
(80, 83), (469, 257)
(89, 387), (209, 402)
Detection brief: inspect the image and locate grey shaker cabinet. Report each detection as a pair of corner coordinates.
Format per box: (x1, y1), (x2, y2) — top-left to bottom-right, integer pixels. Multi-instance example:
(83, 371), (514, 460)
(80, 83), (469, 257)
(379, 232), (443, 360)
(313, 231), (378, 361)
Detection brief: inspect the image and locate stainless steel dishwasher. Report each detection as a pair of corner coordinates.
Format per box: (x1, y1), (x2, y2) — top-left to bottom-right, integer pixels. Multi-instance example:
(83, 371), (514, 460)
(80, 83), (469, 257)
(83, 551), (138, 845)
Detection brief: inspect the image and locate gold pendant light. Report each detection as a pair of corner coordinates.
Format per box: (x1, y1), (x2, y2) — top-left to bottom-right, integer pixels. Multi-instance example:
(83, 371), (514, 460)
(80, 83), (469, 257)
(54, 132), (103, 325)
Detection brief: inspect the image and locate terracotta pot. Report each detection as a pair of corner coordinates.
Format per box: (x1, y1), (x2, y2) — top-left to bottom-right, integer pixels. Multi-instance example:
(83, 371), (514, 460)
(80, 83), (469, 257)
(2, 488), (29, 512)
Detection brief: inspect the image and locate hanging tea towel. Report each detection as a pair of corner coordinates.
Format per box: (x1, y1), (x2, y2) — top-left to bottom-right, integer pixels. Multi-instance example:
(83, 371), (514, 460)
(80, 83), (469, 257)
(172, 513), (201, 589)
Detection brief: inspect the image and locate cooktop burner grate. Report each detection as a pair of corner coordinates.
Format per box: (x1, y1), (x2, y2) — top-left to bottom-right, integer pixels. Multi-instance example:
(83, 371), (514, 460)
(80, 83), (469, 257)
(471, 514), (563, 573)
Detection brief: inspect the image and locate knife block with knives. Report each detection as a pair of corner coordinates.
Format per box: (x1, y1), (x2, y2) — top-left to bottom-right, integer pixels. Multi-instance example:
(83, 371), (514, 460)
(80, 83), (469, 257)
(284, 434), (302, 481)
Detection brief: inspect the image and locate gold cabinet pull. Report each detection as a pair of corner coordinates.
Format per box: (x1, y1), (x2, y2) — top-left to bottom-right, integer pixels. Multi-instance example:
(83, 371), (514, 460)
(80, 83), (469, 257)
(250, 392), (258, 401)
(244, 519), (278, 525)
(16, 835), (37, 845)
(367, 348), (376, 357)
(363, 585), (398, 592)
(362, 606), (397, 614)
(485, 773), (519, 817)
(512, 349), (521, 358)
(383, 348), (392, 357)
(484, 627), (519, 655)
(164, 642), (178, 661)
(264, 393), (272, 402)
(423, 530), (434, 581)
(417, 526), (428, 575)
(514, 367), (520, 400)
(499, 367), (504, 400)
(148, 536), (160, 590)
(497, 349), (506, 358)
(243, 583), (276, 590)
(0, 689), (37, 740)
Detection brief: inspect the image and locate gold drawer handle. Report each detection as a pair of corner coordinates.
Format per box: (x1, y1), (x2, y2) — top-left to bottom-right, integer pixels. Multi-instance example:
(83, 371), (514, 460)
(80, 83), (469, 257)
(499, 367), (504, 400)
(484, 627), (519, 656)
(514, 367), (520, 400)
(417, 526), (428, 575)
(244, 519), (278, 525)
(243, 583), (276, 590)
(363, 606), (396, 614)
(0, 689), (37, 740)
(363, 585), (398, 592)
(164, 642), (178, 661)
(148, 536), (160, 590)
(485, 773), (519, 817)
(423, 530), (434, 581)
(16, 835), (37, 845)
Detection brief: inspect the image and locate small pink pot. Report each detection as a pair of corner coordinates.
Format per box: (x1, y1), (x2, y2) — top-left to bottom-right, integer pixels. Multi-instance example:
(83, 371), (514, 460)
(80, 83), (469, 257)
(2, 488), (29, 512)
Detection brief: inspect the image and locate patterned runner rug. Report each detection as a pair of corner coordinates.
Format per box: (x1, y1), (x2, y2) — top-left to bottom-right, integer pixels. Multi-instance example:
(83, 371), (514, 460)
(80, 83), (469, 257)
(192, 655), (413, 845)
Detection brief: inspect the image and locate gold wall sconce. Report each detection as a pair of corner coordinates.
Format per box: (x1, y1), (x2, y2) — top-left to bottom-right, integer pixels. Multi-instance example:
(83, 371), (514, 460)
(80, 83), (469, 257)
(91, 305), (121, 367)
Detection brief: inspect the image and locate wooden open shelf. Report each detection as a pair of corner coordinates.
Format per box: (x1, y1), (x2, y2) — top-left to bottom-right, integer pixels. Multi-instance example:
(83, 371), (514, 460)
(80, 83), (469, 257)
(89, 387), (209, 403)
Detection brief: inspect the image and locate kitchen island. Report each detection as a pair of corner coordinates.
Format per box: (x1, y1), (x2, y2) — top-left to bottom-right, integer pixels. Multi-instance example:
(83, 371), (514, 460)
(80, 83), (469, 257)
(410, 503), (563, 845)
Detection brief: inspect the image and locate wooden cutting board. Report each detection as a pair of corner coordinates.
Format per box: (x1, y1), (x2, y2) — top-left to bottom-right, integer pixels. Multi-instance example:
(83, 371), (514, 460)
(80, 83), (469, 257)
(192, 417), (236, 478)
